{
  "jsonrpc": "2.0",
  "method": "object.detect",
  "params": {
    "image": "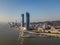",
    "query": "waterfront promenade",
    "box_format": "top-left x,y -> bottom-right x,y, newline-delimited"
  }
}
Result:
11,27 -> 60,38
